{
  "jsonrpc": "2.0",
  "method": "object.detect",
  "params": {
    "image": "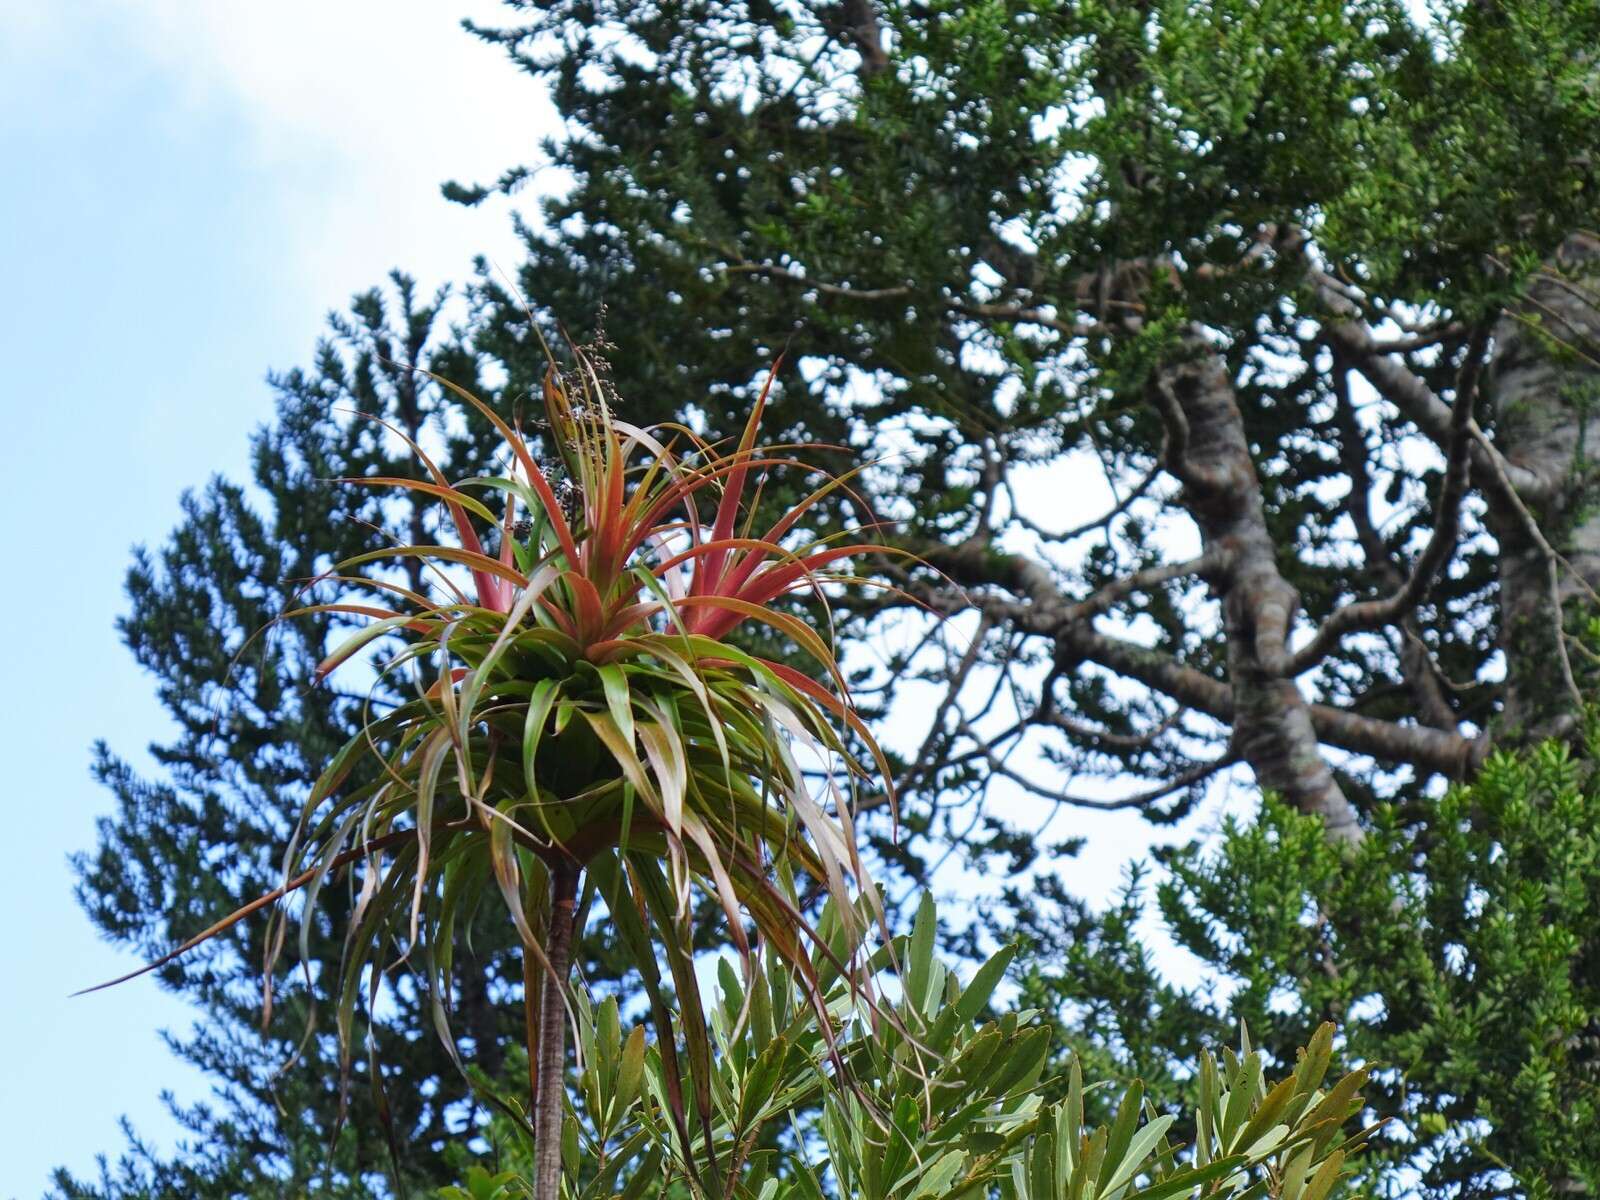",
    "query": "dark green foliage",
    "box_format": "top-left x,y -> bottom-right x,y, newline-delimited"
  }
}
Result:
64,1 -> 1600,1196
1018,735 -> 1600,1197
454,0 -> 1600,822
